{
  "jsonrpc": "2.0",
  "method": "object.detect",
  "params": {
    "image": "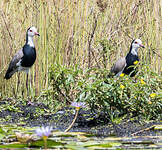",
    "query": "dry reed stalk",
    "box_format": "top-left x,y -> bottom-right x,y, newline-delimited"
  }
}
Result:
0,0 -> 161,98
